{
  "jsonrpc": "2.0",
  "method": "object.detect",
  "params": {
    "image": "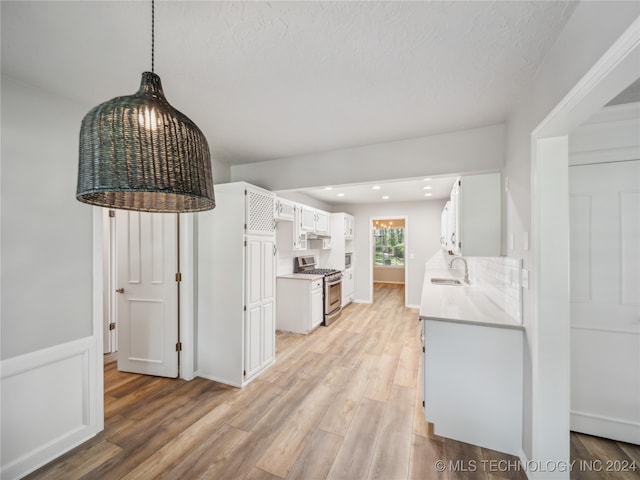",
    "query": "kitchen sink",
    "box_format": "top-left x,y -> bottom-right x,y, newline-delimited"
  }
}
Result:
430,277 -> 464,286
